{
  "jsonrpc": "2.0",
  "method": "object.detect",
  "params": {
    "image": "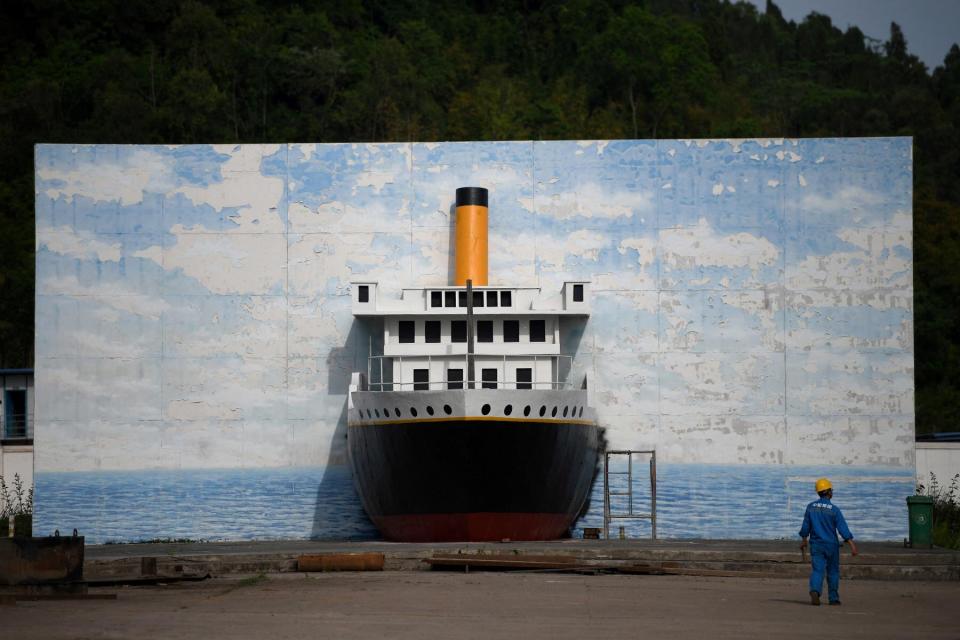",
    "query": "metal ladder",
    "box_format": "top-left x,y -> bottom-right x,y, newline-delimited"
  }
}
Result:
603,449 -> 657,540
